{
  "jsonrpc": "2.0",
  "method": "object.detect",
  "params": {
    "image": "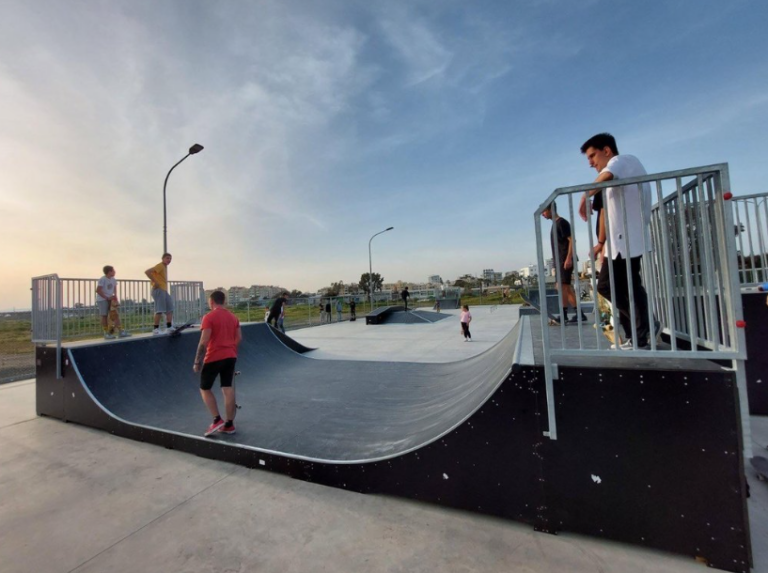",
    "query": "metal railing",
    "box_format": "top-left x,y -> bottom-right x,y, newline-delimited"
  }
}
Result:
31,275 -> 205,378
732,192 -> 768,286
534,164 -> 747,446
